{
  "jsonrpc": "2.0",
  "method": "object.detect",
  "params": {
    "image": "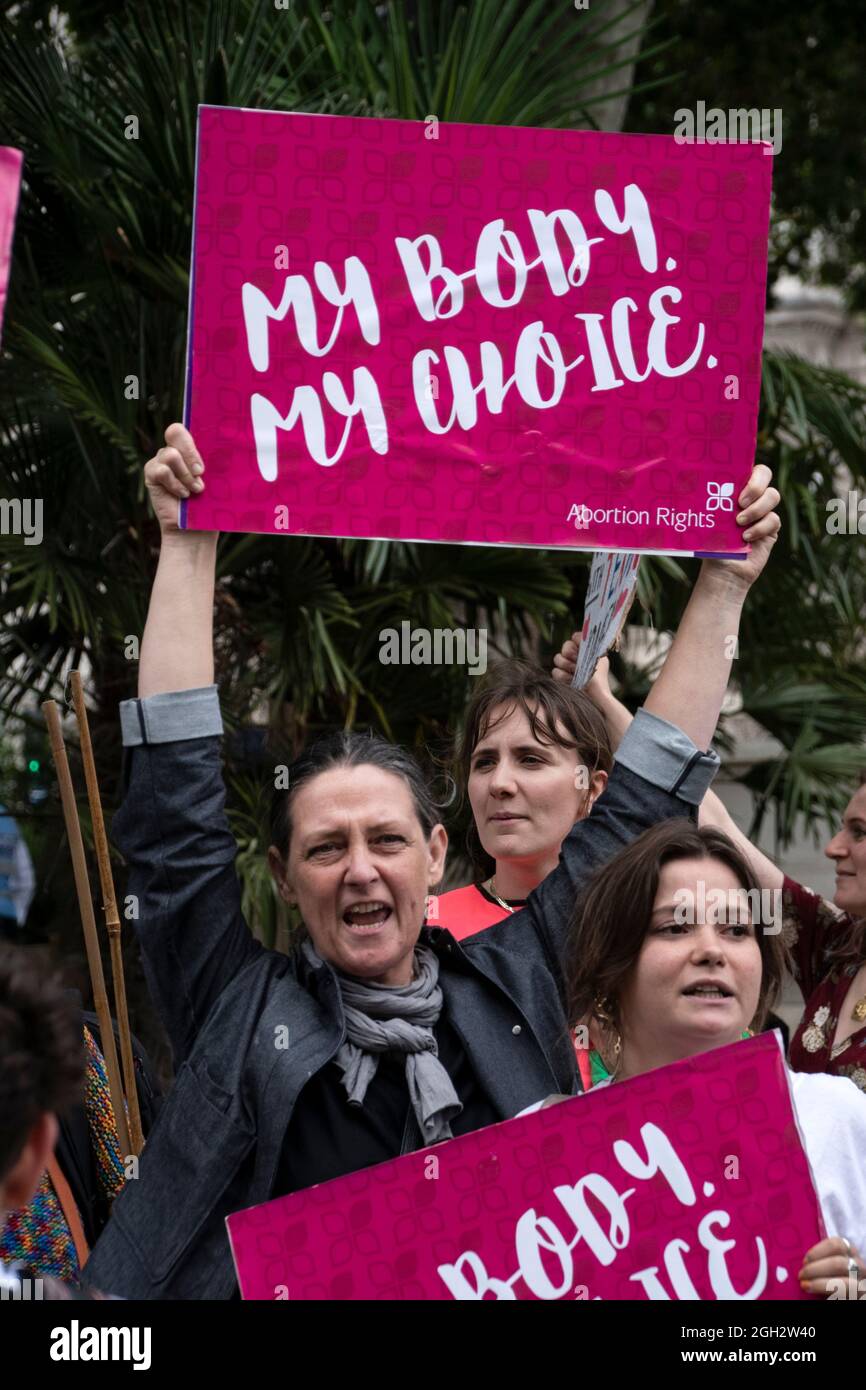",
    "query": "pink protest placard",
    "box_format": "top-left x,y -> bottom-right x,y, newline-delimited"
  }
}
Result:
0,146 -> 23,344
226,1033 -> 824,1301
184,109 -> 772,555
